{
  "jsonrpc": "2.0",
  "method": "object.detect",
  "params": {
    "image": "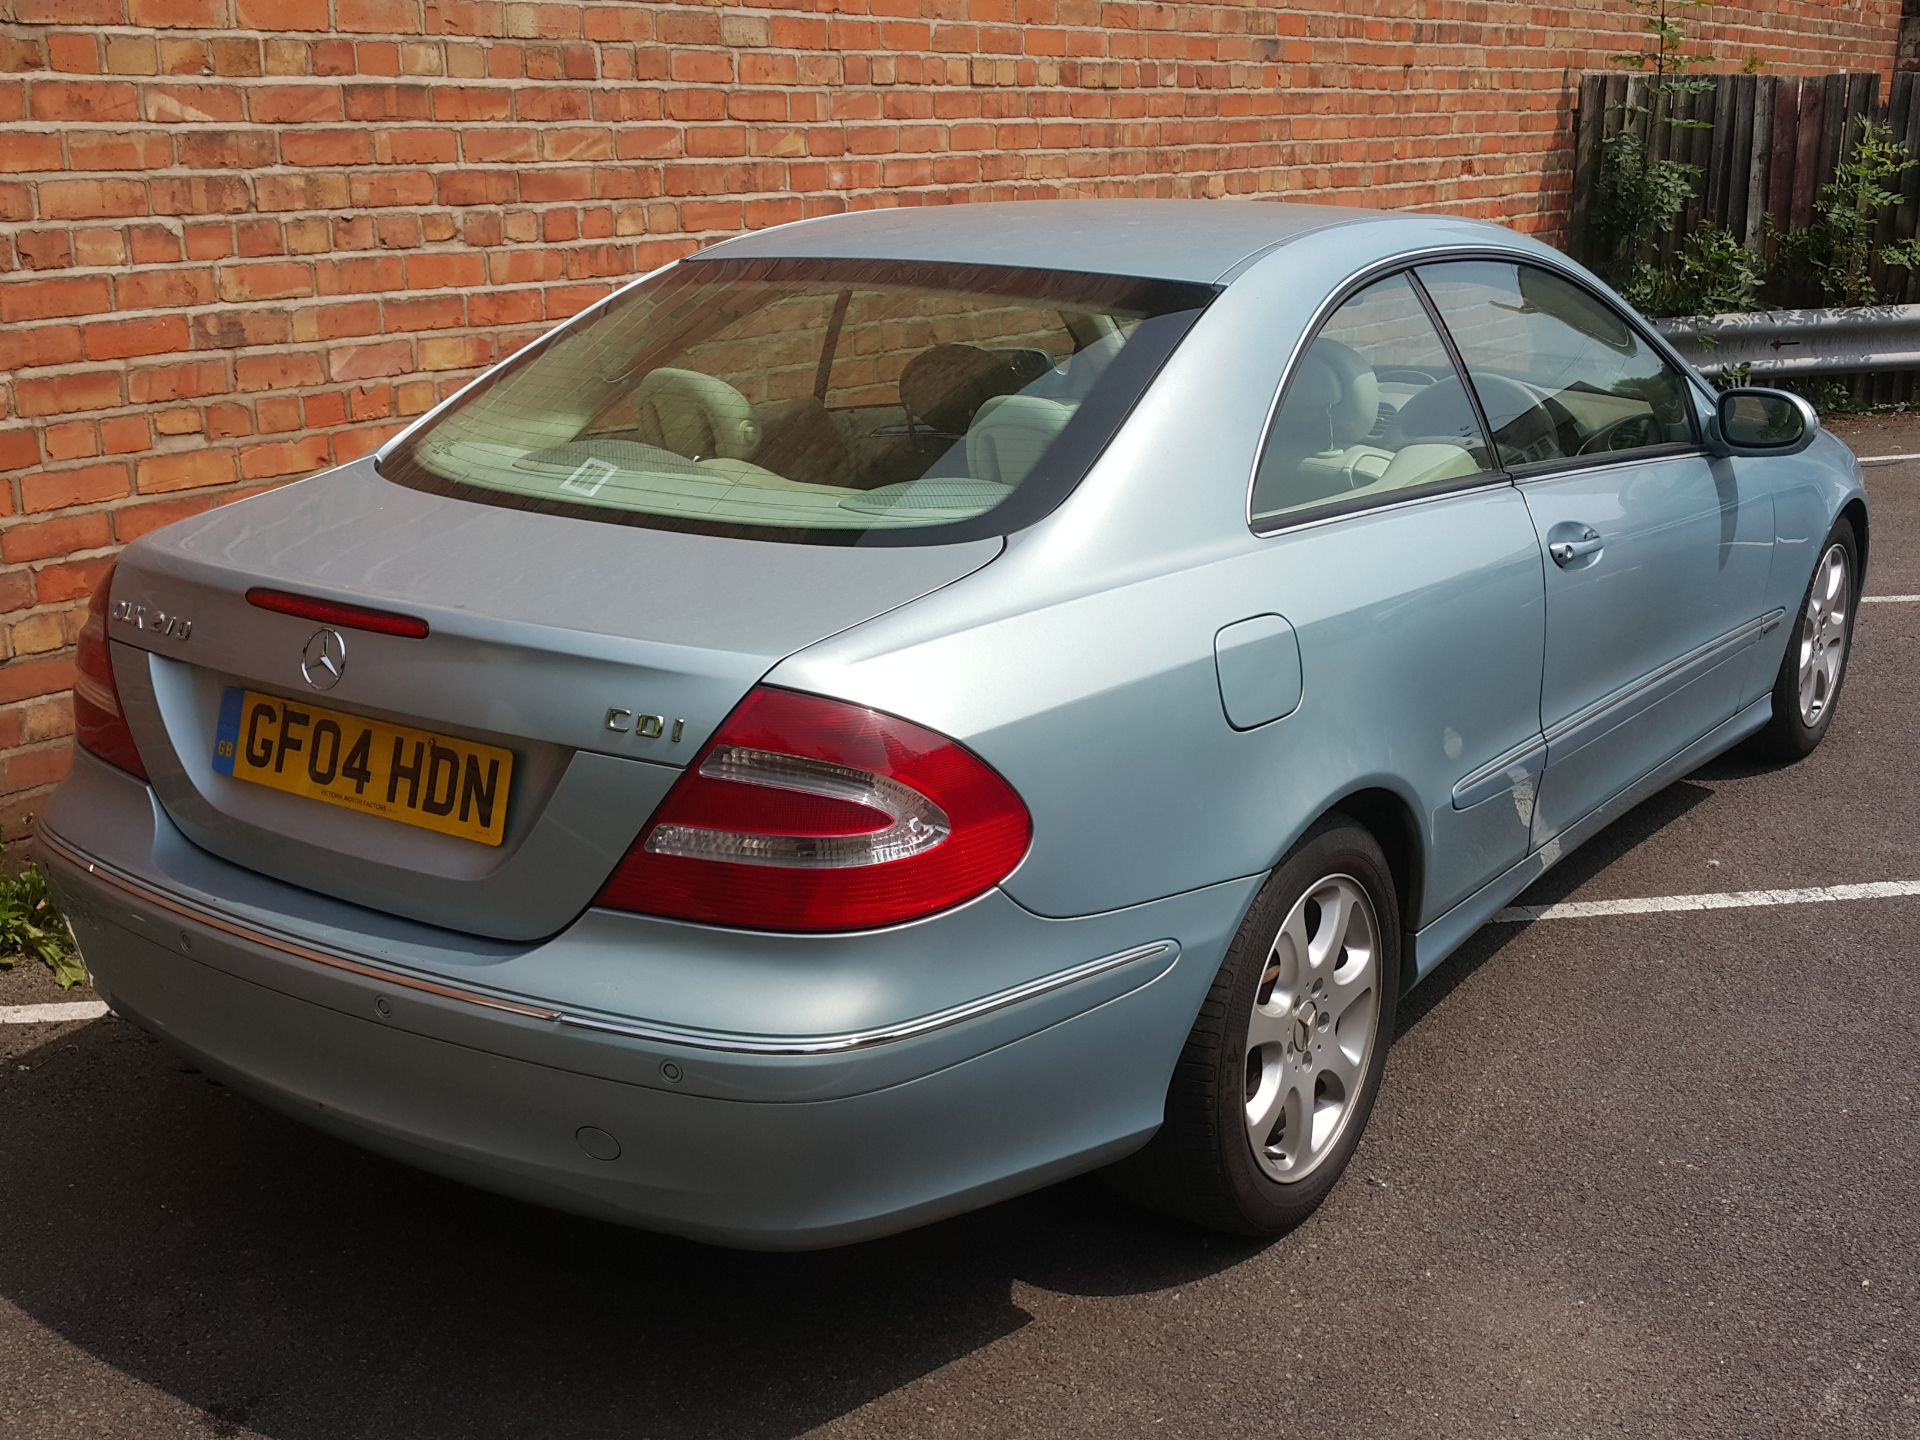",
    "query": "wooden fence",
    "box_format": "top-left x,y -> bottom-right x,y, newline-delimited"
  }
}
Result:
1569,69 -> 1920,304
